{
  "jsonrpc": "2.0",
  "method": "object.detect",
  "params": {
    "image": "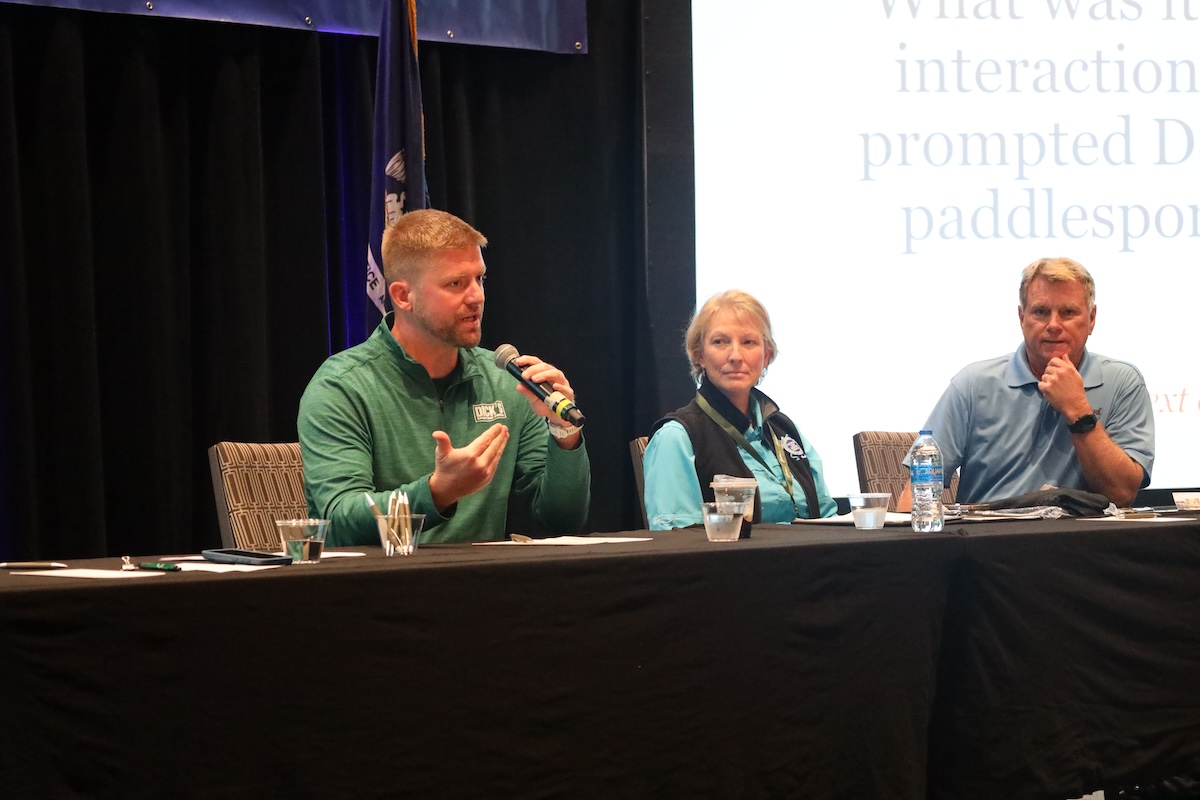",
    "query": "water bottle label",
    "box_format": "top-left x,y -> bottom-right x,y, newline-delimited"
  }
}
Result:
910,464 -> 944,485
